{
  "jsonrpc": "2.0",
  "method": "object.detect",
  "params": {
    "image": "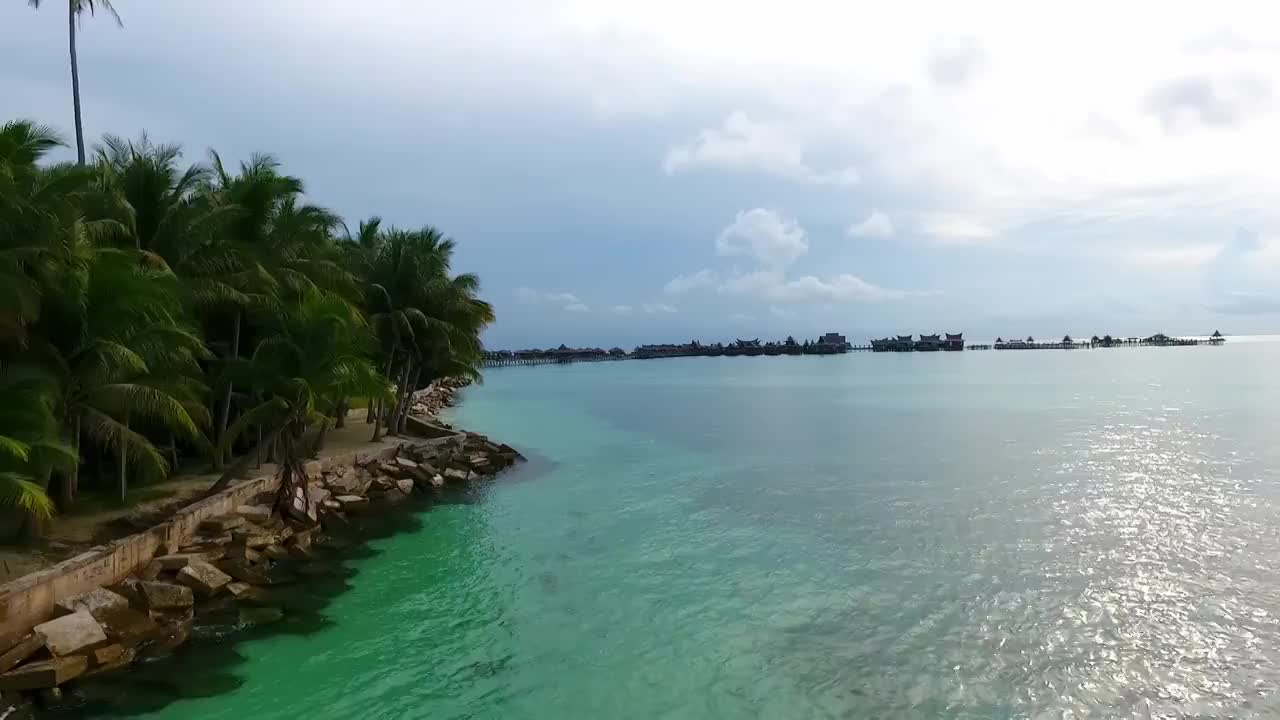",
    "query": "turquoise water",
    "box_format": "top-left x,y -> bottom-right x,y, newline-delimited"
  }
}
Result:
67,342 -> 1280,718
